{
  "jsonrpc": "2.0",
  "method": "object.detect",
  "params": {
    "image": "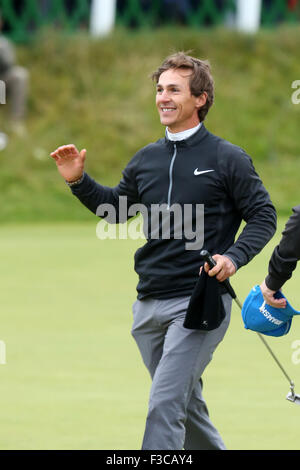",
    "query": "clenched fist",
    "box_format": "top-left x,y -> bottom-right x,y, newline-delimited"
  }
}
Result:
201,254 -> 236,282
259,280 -> 286,309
